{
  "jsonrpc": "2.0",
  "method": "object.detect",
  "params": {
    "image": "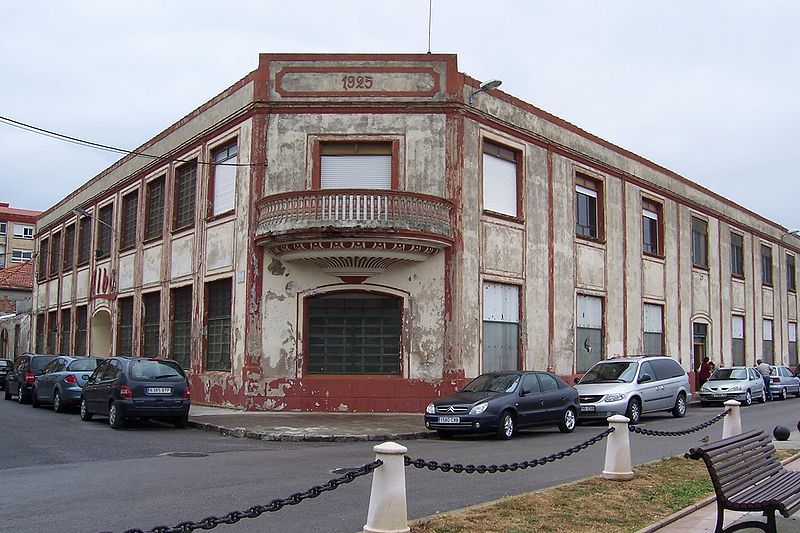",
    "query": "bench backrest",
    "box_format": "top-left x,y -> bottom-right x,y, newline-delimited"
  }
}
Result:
686,430 -> 782,501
